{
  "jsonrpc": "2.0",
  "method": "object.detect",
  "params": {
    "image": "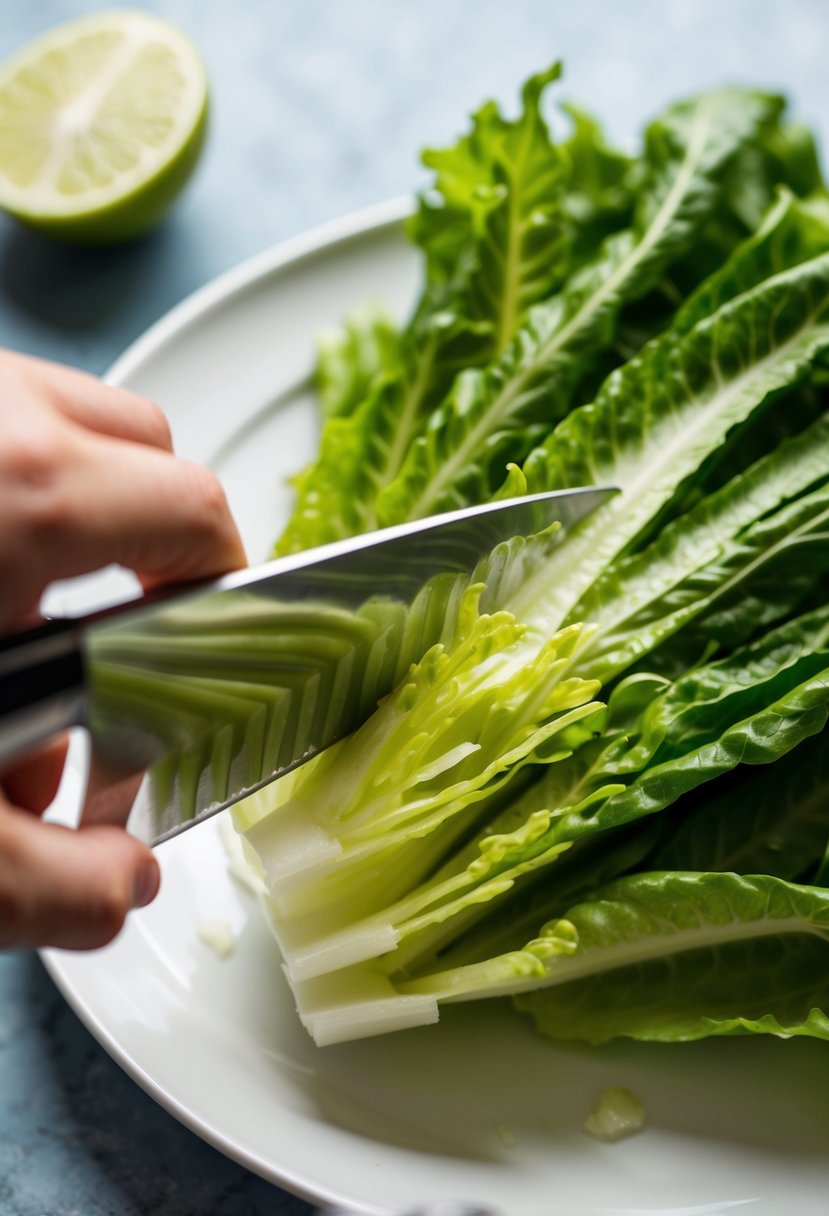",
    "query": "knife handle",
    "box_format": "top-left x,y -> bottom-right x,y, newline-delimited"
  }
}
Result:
0,618 -> 87,766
